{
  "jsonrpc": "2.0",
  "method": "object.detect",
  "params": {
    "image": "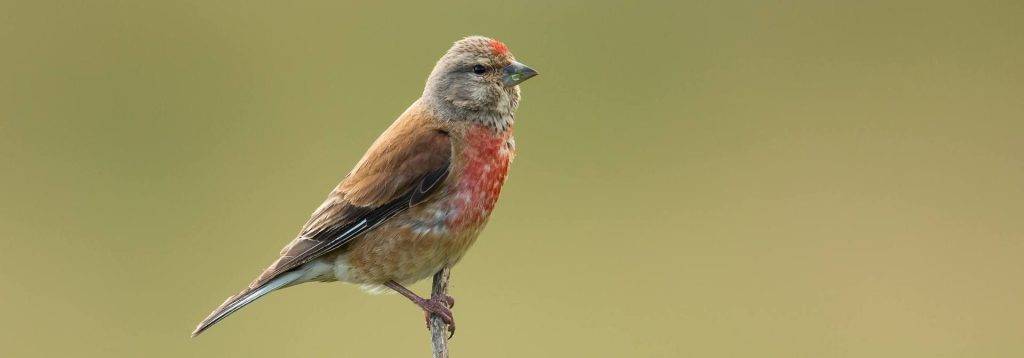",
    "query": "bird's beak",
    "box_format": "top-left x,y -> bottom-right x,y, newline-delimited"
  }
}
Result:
502,61 -> 538,87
